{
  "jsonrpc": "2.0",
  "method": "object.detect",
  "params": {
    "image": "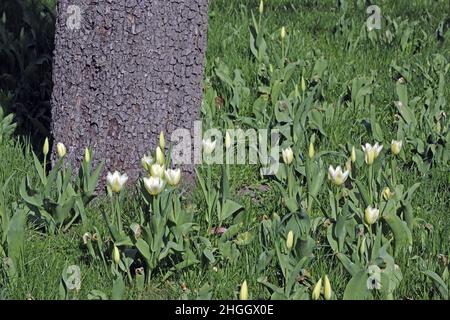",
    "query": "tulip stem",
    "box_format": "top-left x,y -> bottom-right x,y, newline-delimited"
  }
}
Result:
391,157 -> 396,186
368,165 -> 373,204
